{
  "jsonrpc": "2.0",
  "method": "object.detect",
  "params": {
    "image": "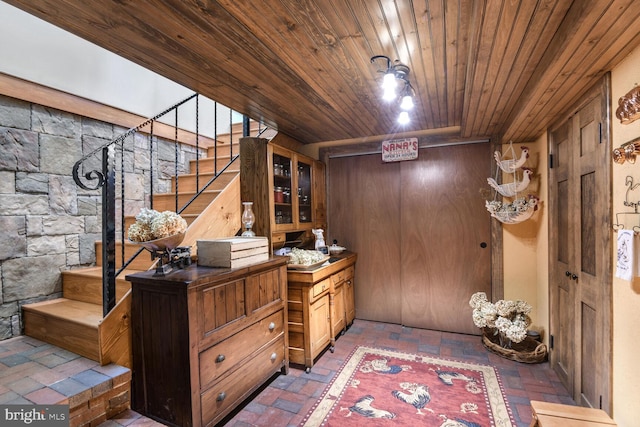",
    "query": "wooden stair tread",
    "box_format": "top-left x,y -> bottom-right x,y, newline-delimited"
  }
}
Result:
23,298 -> 103,328
155,189 -> 222,197
62,266 -> 144,278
